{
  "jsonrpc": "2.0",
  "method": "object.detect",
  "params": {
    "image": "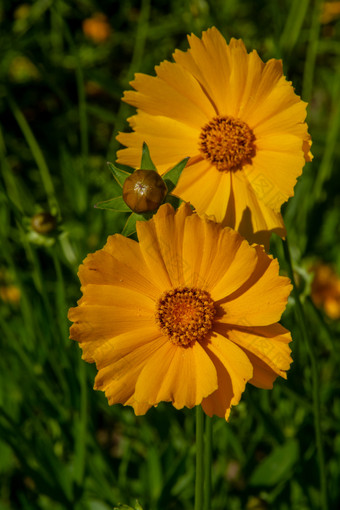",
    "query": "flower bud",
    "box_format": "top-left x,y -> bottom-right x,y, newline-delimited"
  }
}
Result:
122,169 -> 167,213
31,212 -> 57,234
